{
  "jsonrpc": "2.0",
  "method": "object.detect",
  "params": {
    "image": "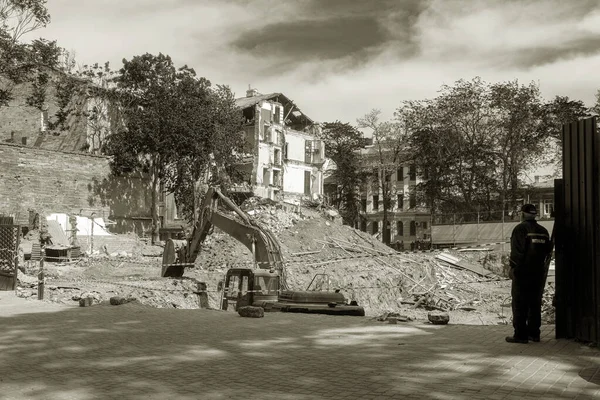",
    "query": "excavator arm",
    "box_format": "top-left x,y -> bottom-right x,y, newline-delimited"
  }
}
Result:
161,188 -> 285,285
